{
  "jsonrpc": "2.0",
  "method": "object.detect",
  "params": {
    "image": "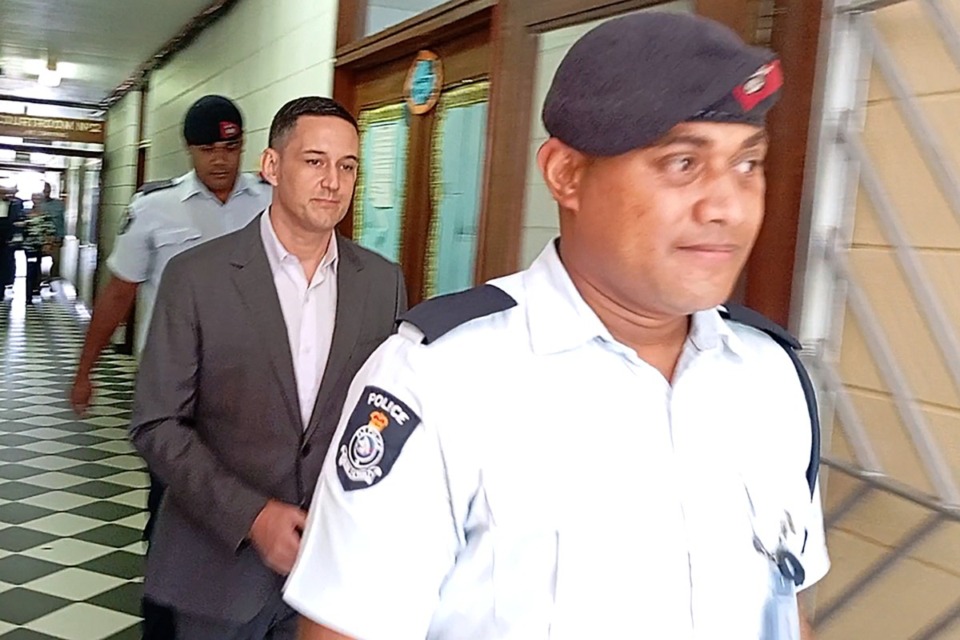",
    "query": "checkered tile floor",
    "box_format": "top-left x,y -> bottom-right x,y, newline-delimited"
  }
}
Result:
0,283 -> 145,639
